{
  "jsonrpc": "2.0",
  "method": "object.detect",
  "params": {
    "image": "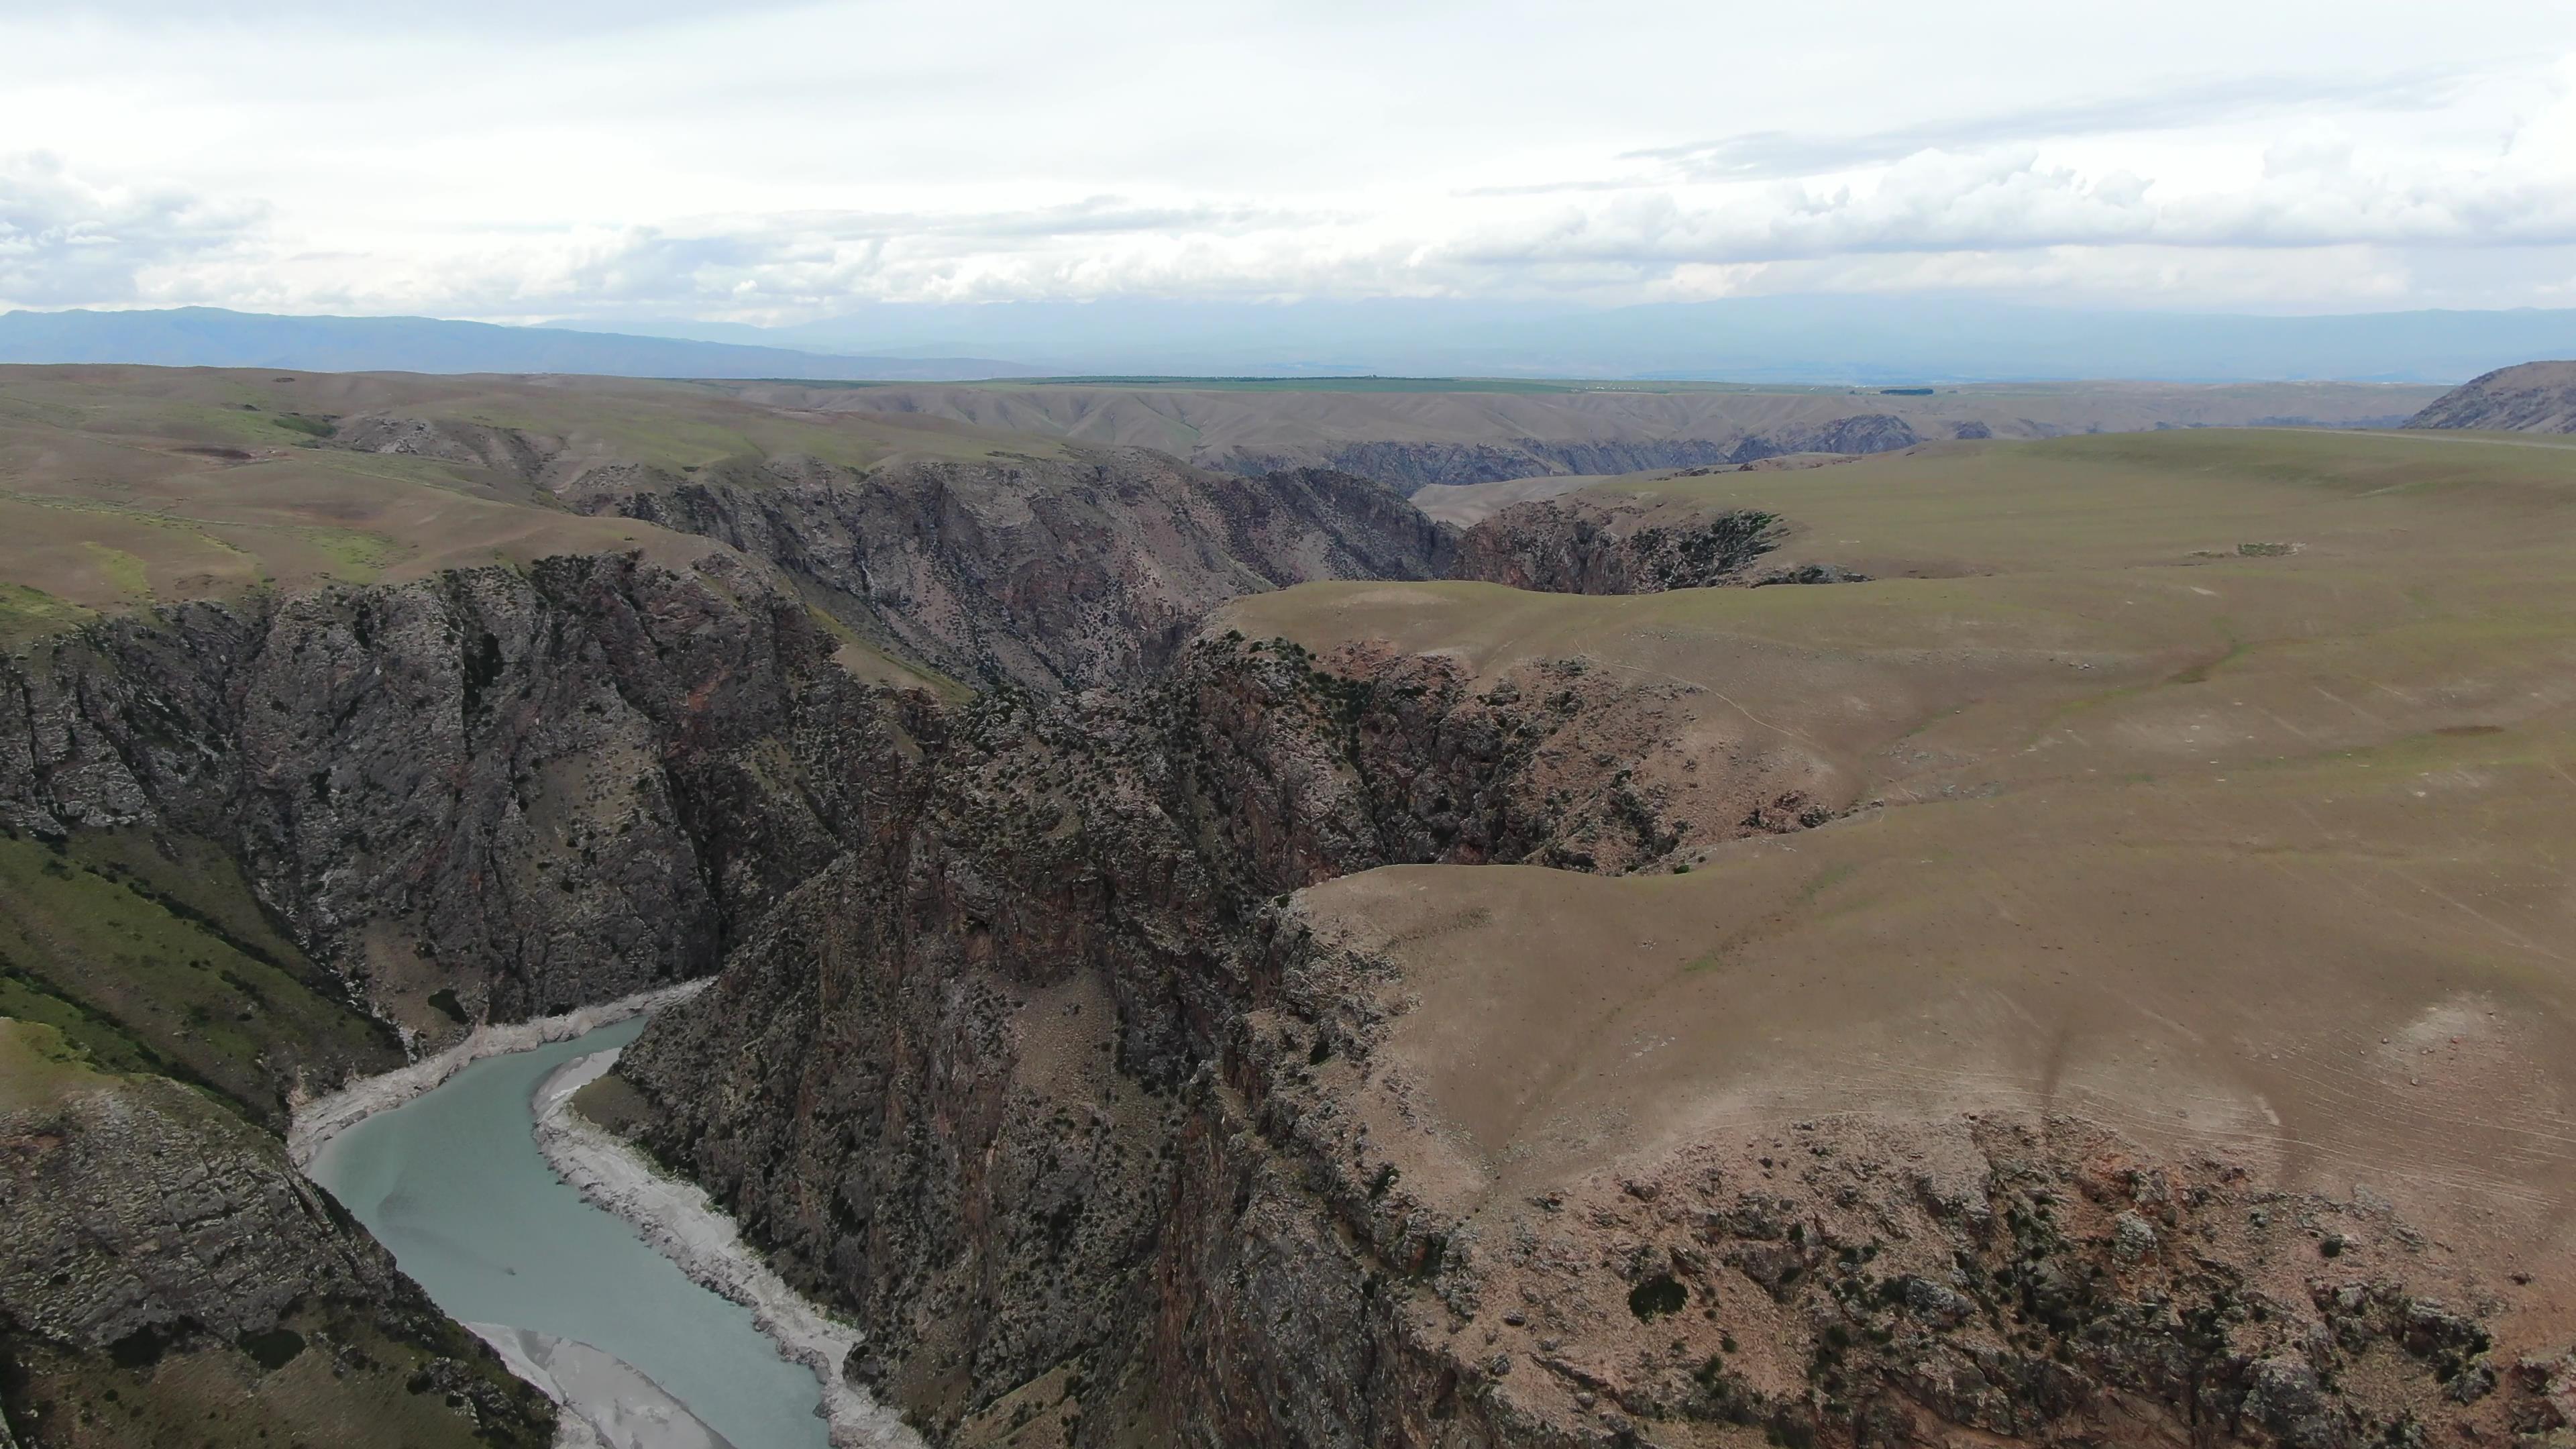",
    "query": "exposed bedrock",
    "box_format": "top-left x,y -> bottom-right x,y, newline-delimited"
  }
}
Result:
1448,497 -> 1784,595
628,844 -> 2538,1449
0,551 -> 907,1036
333,411 -> 1458,693
592,455 -> 1454,692
2403,360 -> 2576,433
